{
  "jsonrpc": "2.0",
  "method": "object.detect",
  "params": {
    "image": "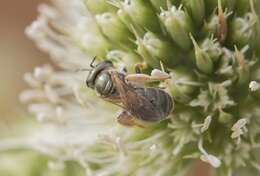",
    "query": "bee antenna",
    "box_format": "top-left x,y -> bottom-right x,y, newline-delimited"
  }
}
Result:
90,56 -> 97,68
